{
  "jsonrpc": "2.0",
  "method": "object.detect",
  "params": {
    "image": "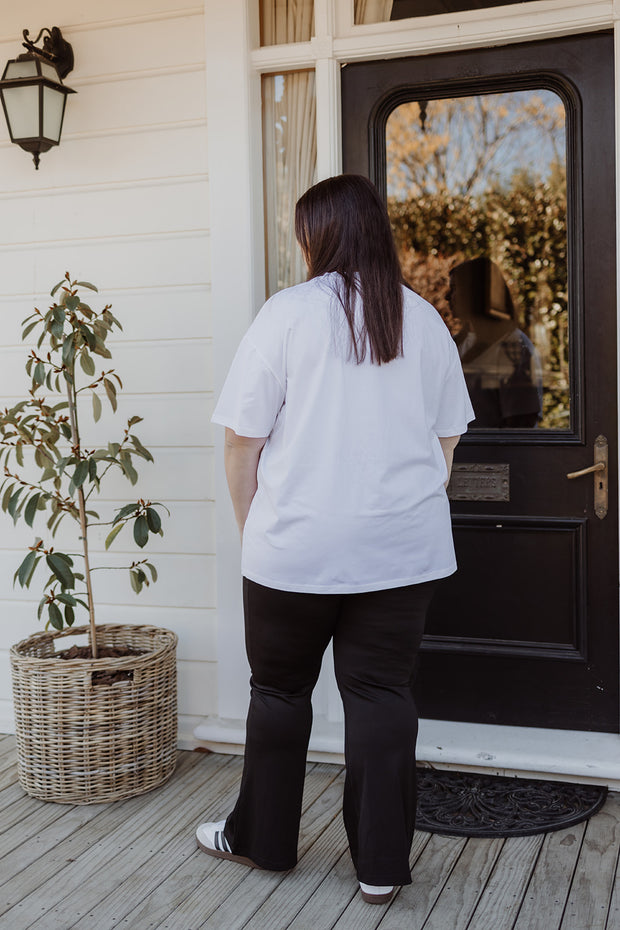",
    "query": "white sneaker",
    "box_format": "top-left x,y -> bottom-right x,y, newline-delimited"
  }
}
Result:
195,819 -> 262,868
359,881 -> 395,904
